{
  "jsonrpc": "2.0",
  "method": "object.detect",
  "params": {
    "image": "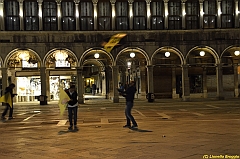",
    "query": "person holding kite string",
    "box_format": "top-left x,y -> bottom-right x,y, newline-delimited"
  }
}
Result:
1,83 -> 17,120
66,85 -> 78,131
